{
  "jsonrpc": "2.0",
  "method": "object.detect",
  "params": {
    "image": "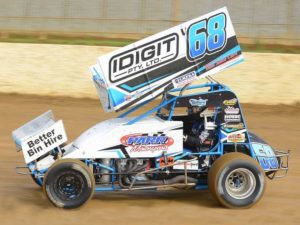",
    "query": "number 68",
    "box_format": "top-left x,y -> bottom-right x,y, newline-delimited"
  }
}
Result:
187,13 -> 227,60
